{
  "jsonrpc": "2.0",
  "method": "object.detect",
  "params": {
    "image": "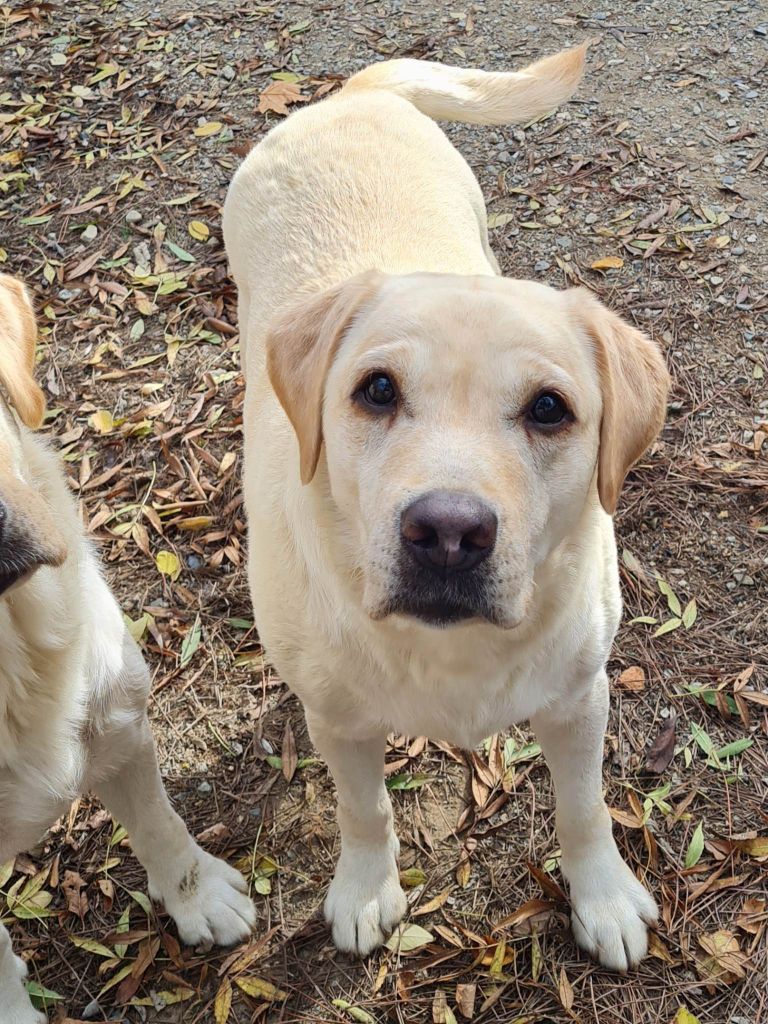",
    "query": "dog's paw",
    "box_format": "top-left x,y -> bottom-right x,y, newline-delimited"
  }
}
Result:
566,852 -> 658,972
148,845 -> 257,948
325,840 -> 407,956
